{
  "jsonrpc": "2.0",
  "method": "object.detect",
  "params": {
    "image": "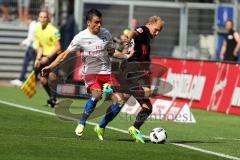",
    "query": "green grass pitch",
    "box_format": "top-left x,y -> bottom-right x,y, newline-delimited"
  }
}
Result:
0,86 -> 239,160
